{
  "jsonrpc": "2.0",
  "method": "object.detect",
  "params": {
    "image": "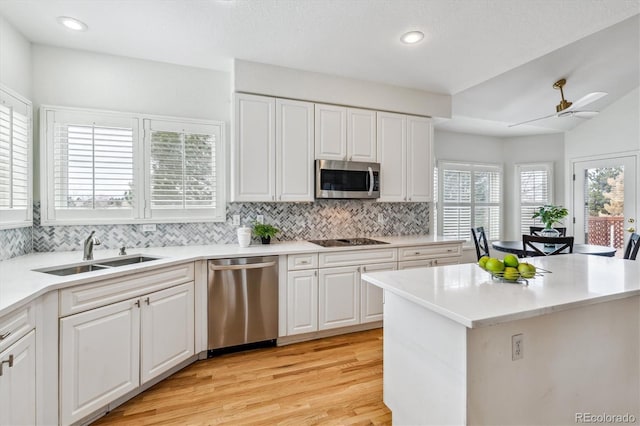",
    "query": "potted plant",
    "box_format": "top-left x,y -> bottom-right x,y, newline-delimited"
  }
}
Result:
252,221 -> 279,244
532,205 -> 569,237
